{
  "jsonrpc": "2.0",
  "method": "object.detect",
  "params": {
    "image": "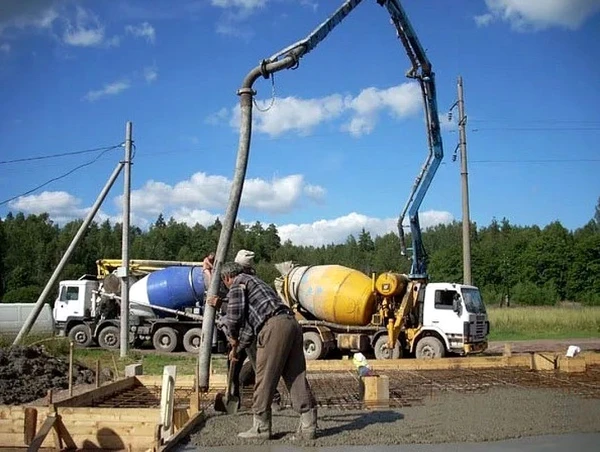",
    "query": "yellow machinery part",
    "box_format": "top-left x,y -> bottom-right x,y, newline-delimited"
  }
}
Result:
387,281 -> 419,349
288,265 -> 376,326
375,272 -> 409,297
